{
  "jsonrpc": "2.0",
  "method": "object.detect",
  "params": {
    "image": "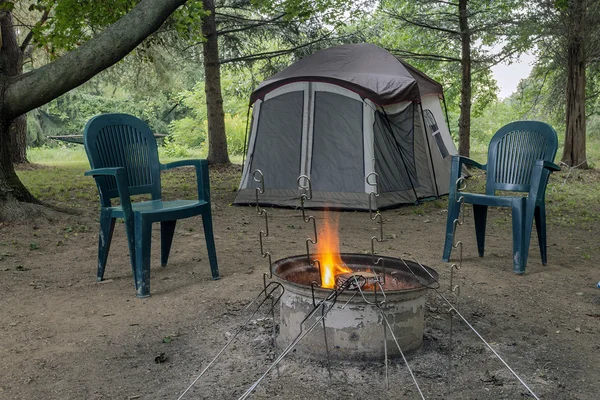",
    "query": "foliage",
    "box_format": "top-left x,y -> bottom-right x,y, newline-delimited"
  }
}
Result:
20,0 -> 208,55
164,67 -> 253,156
15,0 -> 600,165
373,0 -> 533,132
251,0 -> 371,25
26,81 -> 180,147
